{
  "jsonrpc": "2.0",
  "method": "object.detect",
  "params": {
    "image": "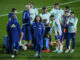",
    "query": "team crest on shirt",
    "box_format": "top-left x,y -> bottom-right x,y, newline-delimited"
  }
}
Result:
39,25 -> 42,29
11,24 -> 16,28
